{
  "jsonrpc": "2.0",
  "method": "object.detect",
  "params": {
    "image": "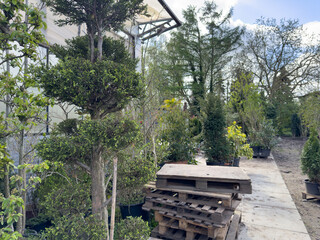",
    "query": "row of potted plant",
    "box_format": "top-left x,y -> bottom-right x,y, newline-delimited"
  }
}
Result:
301,128 -> 320,195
